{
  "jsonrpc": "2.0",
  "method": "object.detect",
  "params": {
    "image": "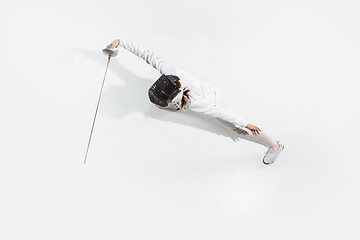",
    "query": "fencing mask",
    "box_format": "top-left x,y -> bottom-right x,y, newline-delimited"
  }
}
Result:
148,74 -> 183,108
